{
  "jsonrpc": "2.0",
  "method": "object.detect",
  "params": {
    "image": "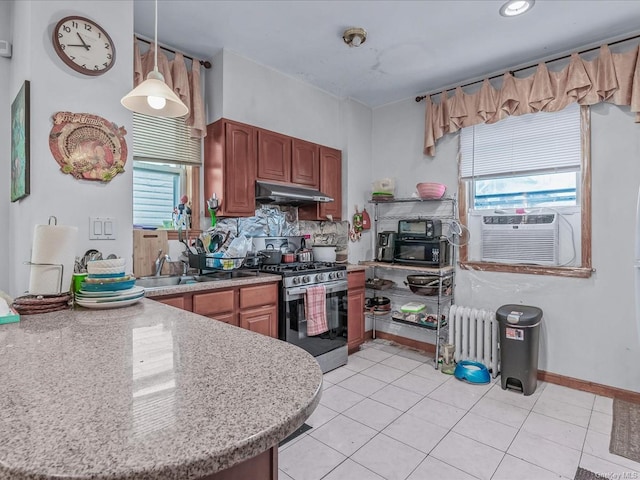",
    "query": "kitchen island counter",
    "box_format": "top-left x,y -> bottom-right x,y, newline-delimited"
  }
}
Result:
0,299 -> 322,480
